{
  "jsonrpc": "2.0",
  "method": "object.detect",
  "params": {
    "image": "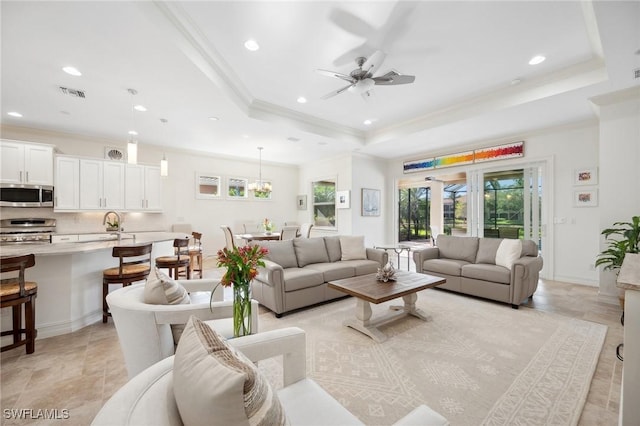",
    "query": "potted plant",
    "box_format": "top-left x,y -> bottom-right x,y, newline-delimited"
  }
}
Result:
595,215 -> 640,307
106,220 -> 119,232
